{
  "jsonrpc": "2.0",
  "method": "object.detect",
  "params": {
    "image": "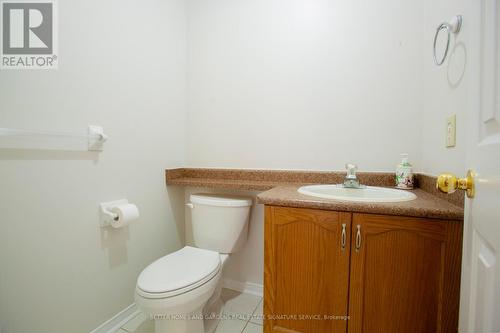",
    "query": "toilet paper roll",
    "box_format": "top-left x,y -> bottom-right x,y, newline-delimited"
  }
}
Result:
110,204 -> 139,228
